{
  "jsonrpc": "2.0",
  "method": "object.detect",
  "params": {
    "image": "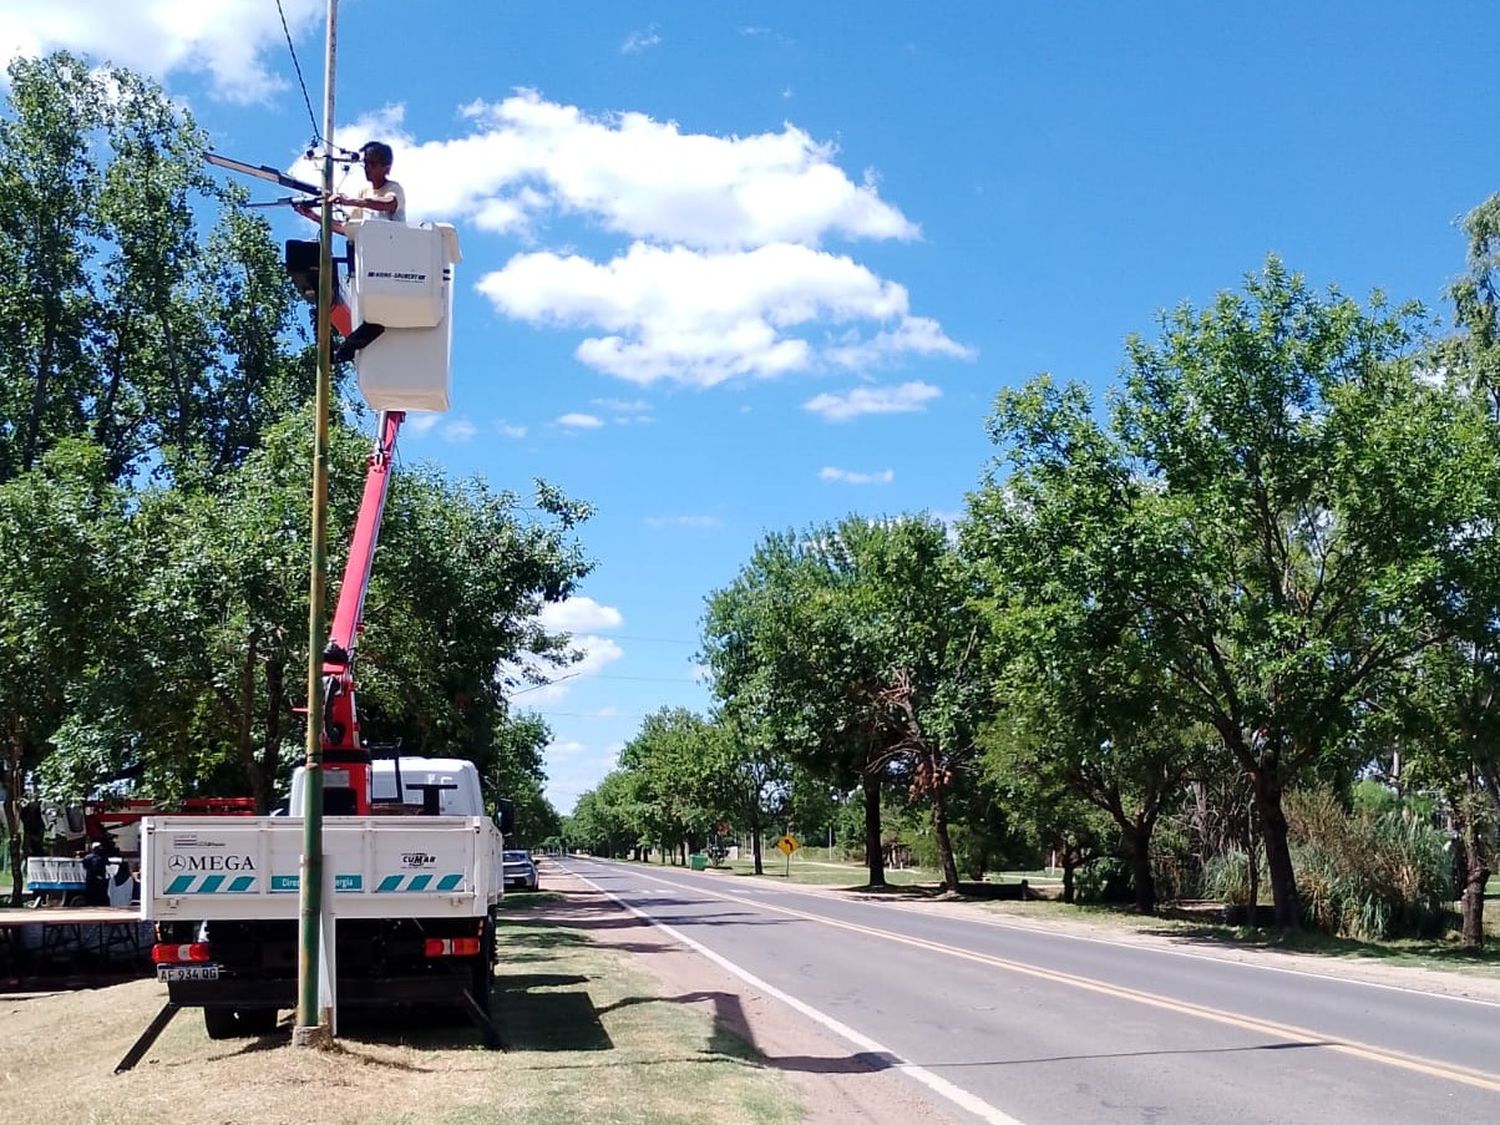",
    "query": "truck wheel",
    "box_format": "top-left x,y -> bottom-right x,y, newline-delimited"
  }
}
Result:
204,1006 -> 279,1039
471,918 -> 496,1018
